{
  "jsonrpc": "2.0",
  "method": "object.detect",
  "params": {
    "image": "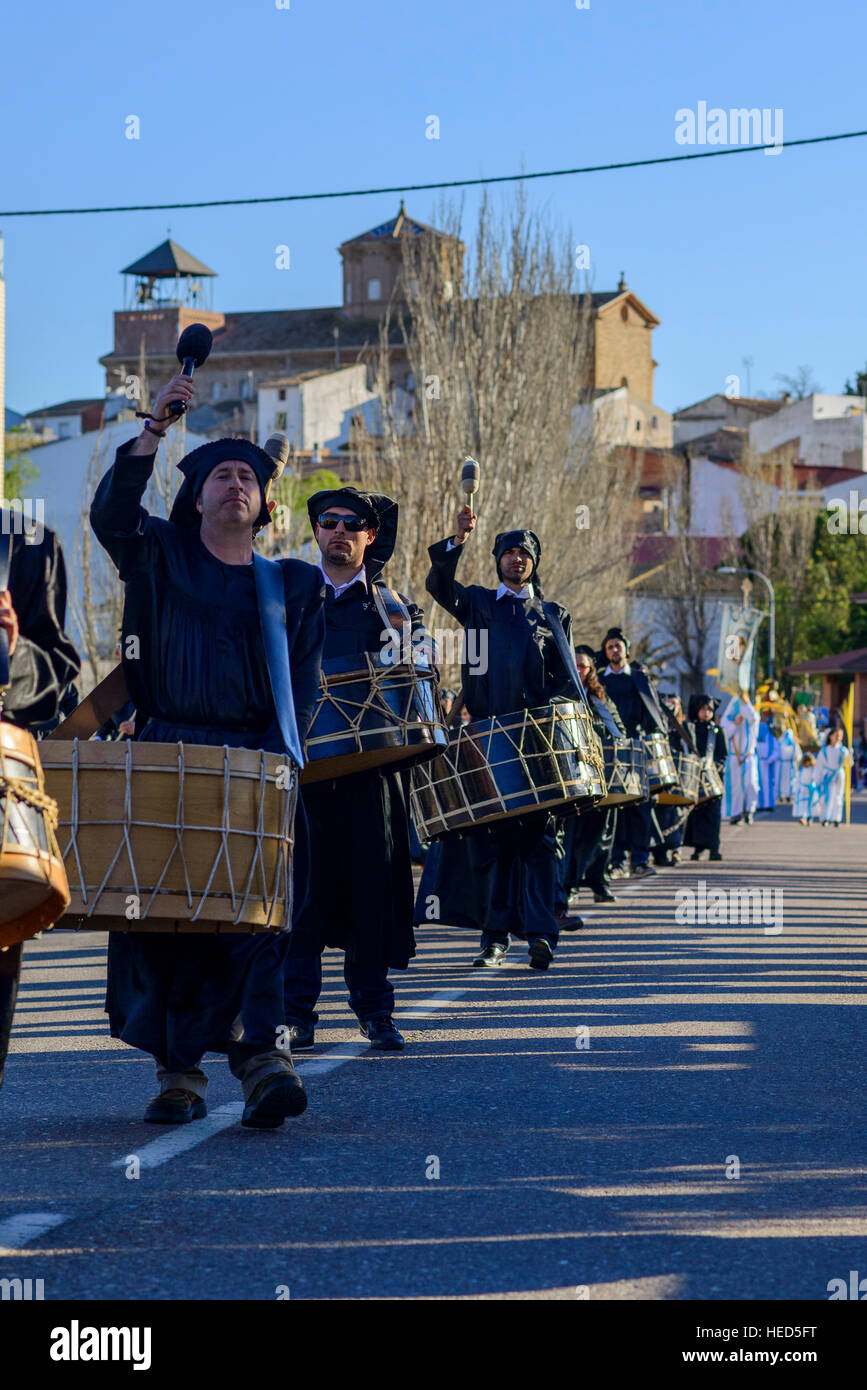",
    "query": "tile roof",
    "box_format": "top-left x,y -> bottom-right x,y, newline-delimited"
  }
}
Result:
121,239 -> 217,278
787,647 -> 867,675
